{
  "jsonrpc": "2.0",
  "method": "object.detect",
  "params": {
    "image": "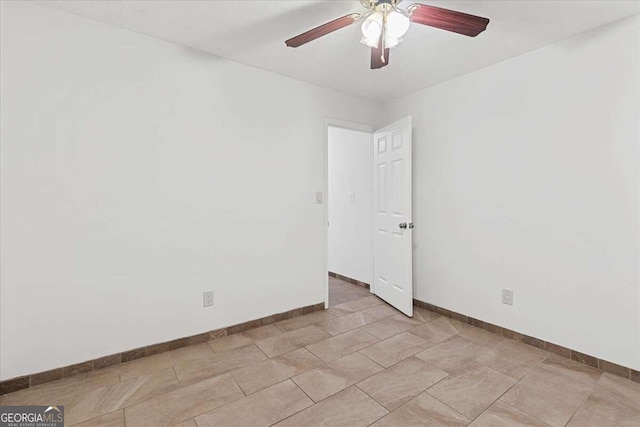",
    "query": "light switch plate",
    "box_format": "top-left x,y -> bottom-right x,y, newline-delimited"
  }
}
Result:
349,192 -> 355,202
316,192 -> 323,204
